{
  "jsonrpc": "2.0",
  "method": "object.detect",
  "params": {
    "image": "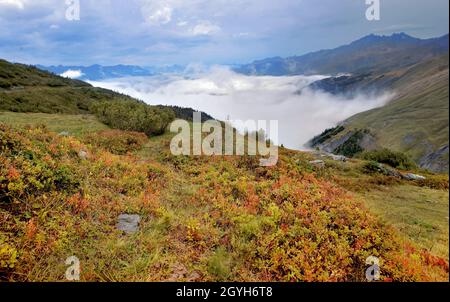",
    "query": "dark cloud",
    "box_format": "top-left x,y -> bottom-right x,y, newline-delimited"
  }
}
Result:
0,0 -> 448,65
